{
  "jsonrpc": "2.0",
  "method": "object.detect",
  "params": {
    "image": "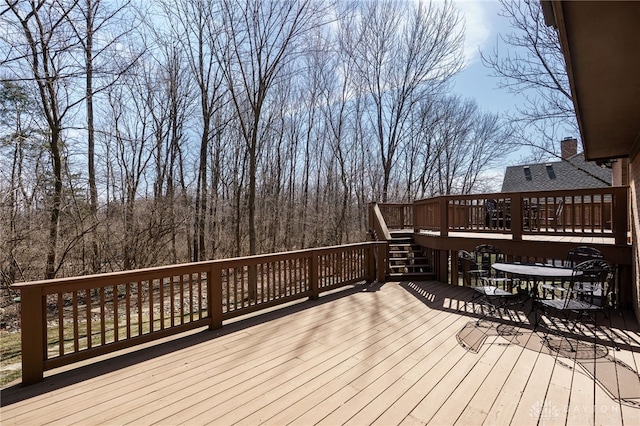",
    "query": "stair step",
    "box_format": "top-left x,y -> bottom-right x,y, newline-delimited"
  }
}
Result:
389,257 -> 428,262
388,247 -> 421,252
387,272 -> 436,279
386,234 -> 433,279
389,265 -> 431,271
